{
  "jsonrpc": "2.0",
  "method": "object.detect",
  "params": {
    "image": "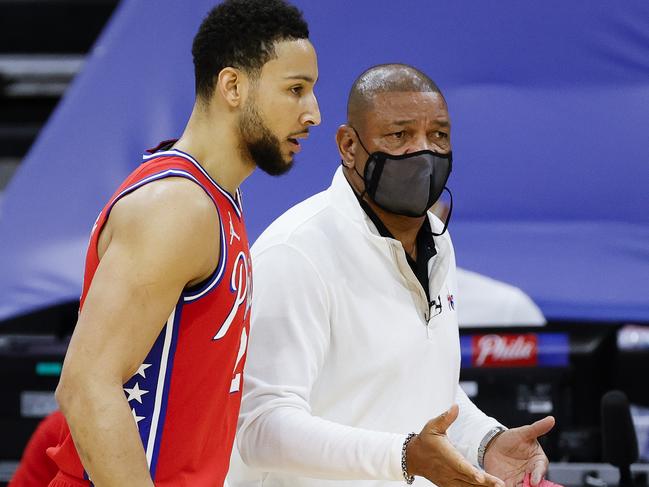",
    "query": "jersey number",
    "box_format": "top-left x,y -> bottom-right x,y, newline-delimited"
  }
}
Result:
229,328 -> 247,393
